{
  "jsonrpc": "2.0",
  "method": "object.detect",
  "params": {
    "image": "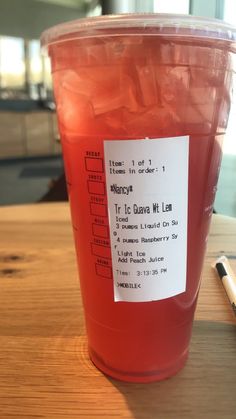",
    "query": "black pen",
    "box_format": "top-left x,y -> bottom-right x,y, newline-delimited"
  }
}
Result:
214,256 -> 236,316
